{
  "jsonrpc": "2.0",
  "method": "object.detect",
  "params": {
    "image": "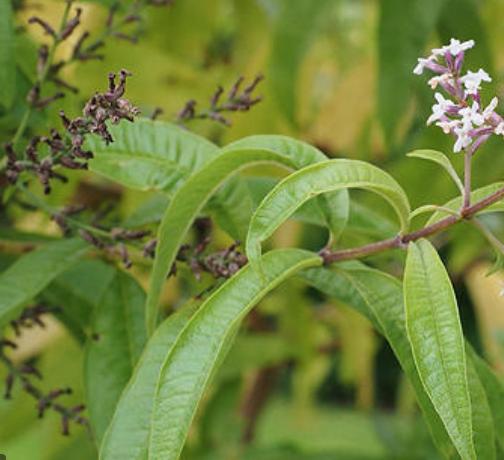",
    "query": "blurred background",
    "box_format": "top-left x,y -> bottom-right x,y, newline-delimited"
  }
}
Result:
1,0 -> 503,459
